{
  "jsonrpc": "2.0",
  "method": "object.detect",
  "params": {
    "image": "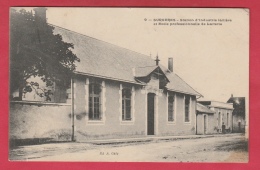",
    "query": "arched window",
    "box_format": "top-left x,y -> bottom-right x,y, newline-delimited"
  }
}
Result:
89,83 -> 101,120
122,88 -> 131,121
168,96 -> 174,121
